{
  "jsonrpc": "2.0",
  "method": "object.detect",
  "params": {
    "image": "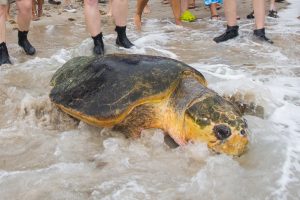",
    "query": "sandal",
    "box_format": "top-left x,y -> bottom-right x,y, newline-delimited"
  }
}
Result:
268,10 -> 279,18
247,11 -> 254,19
211,15 -> 220,20
188,3 -> 197,9
162,0 -> 169,4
